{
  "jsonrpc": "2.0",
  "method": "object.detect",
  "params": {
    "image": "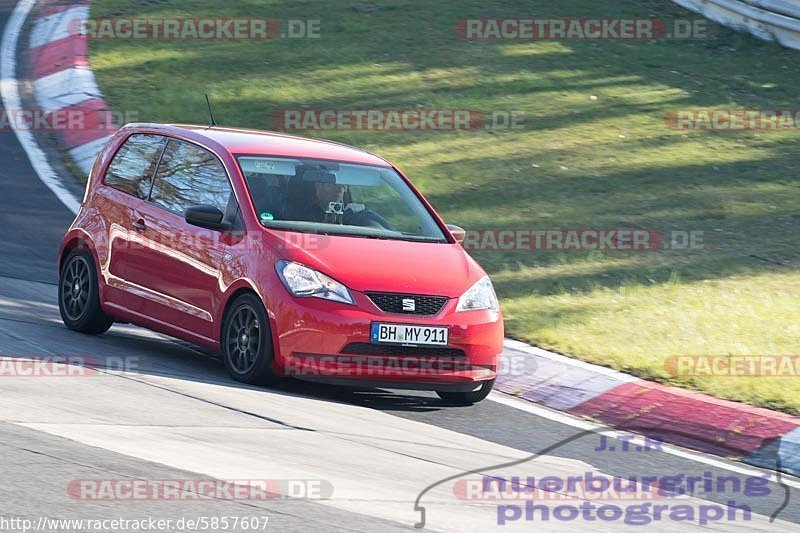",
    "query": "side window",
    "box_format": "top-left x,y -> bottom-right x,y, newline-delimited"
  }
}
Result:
104,134 -> 166,199
150,139 -> 232,215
